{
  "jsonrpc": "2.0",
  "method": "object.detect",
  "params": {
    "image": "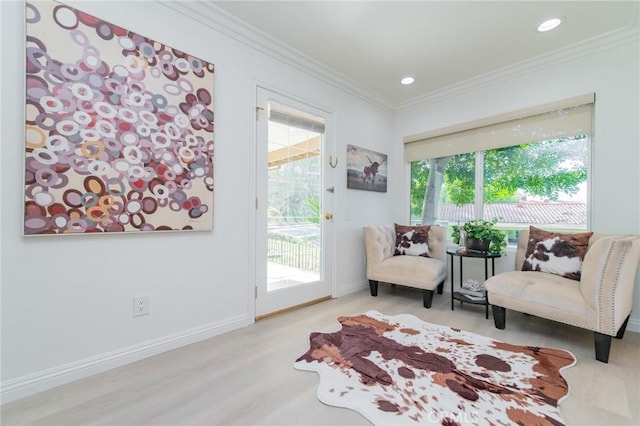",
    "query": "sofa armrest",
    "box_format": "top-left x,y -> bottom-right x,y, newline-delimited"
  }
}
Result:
580,236 -> 640,335
514,230 -> 530,269
363,225 -> 395,269
427,226 -> 447,263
